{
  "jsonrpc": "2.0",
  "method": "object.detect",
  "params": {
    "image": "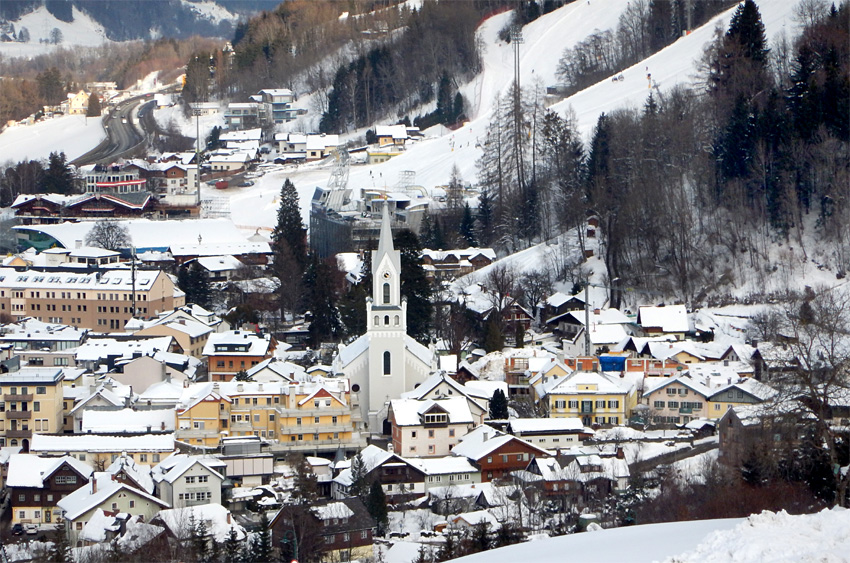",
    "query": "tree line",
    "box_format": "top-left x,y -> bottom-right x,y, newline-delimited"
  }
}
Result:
475,1 -> 849,308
